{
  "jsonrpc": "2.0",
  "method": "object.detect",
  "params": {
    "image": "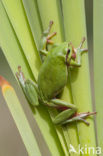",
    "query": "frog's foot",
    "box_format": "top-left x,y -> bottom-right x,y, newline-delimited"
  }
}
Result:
43,21 -> 57,37
43,21 -> 54,35
61,111 -> 97,126
16,66 -> 39,106
48,99 -> 96,125
16,66 -> 26,87
40,21 -> 57,52
67,37 -> 88,67
77,37 -> 88,53
46,31 -> 57,44
44,21 -> 57,45
70,37 -> 88,58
